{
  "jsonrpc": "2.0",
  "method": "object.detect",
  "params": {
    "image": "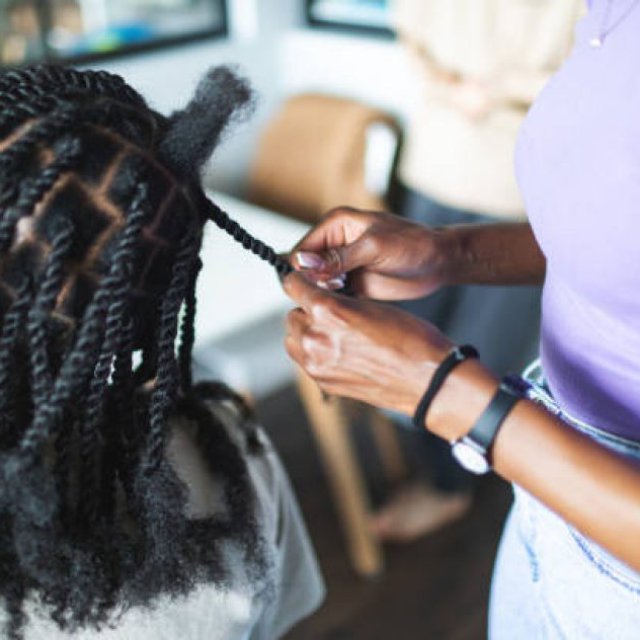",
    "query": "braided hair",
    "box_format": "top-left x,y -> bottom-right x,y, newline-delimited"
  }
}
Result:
0,64 -> 275,638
